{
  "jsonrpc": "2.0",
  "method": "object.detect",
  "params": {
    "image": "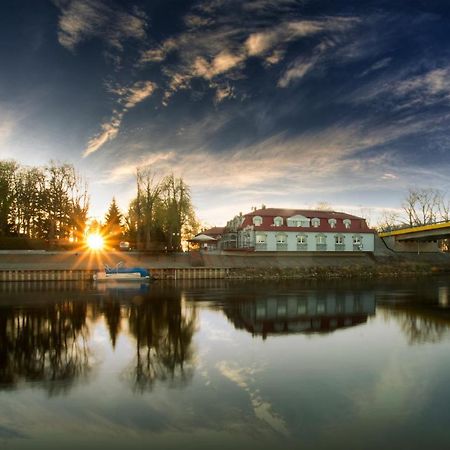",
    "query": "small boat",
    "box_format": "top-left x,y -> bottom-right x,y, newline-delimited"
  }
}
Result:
93,262 -> 152,282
